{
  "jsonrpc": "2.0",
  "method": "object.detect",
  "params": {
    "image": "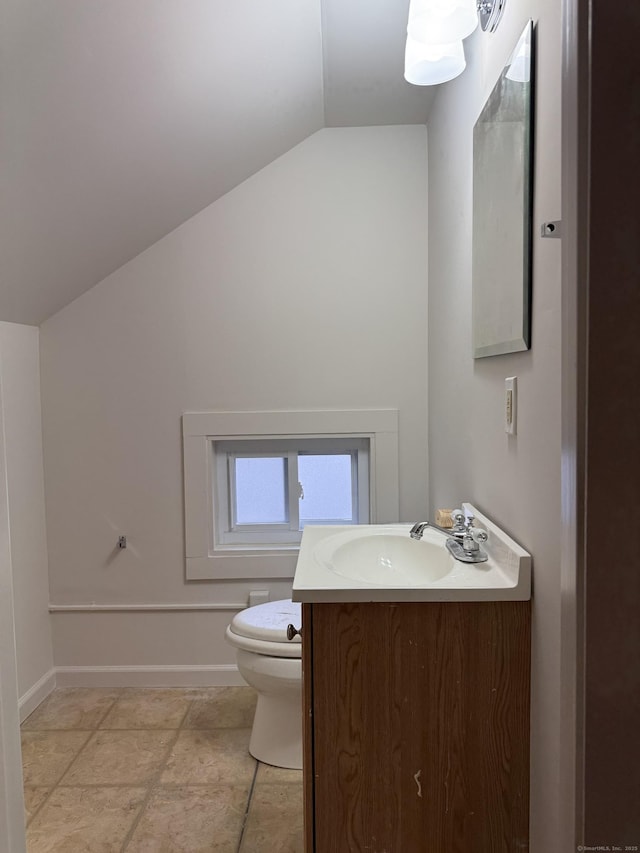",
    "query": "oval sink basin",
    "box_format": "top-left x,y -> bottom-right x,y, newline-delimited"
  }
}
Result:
314,527 -> 454,586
